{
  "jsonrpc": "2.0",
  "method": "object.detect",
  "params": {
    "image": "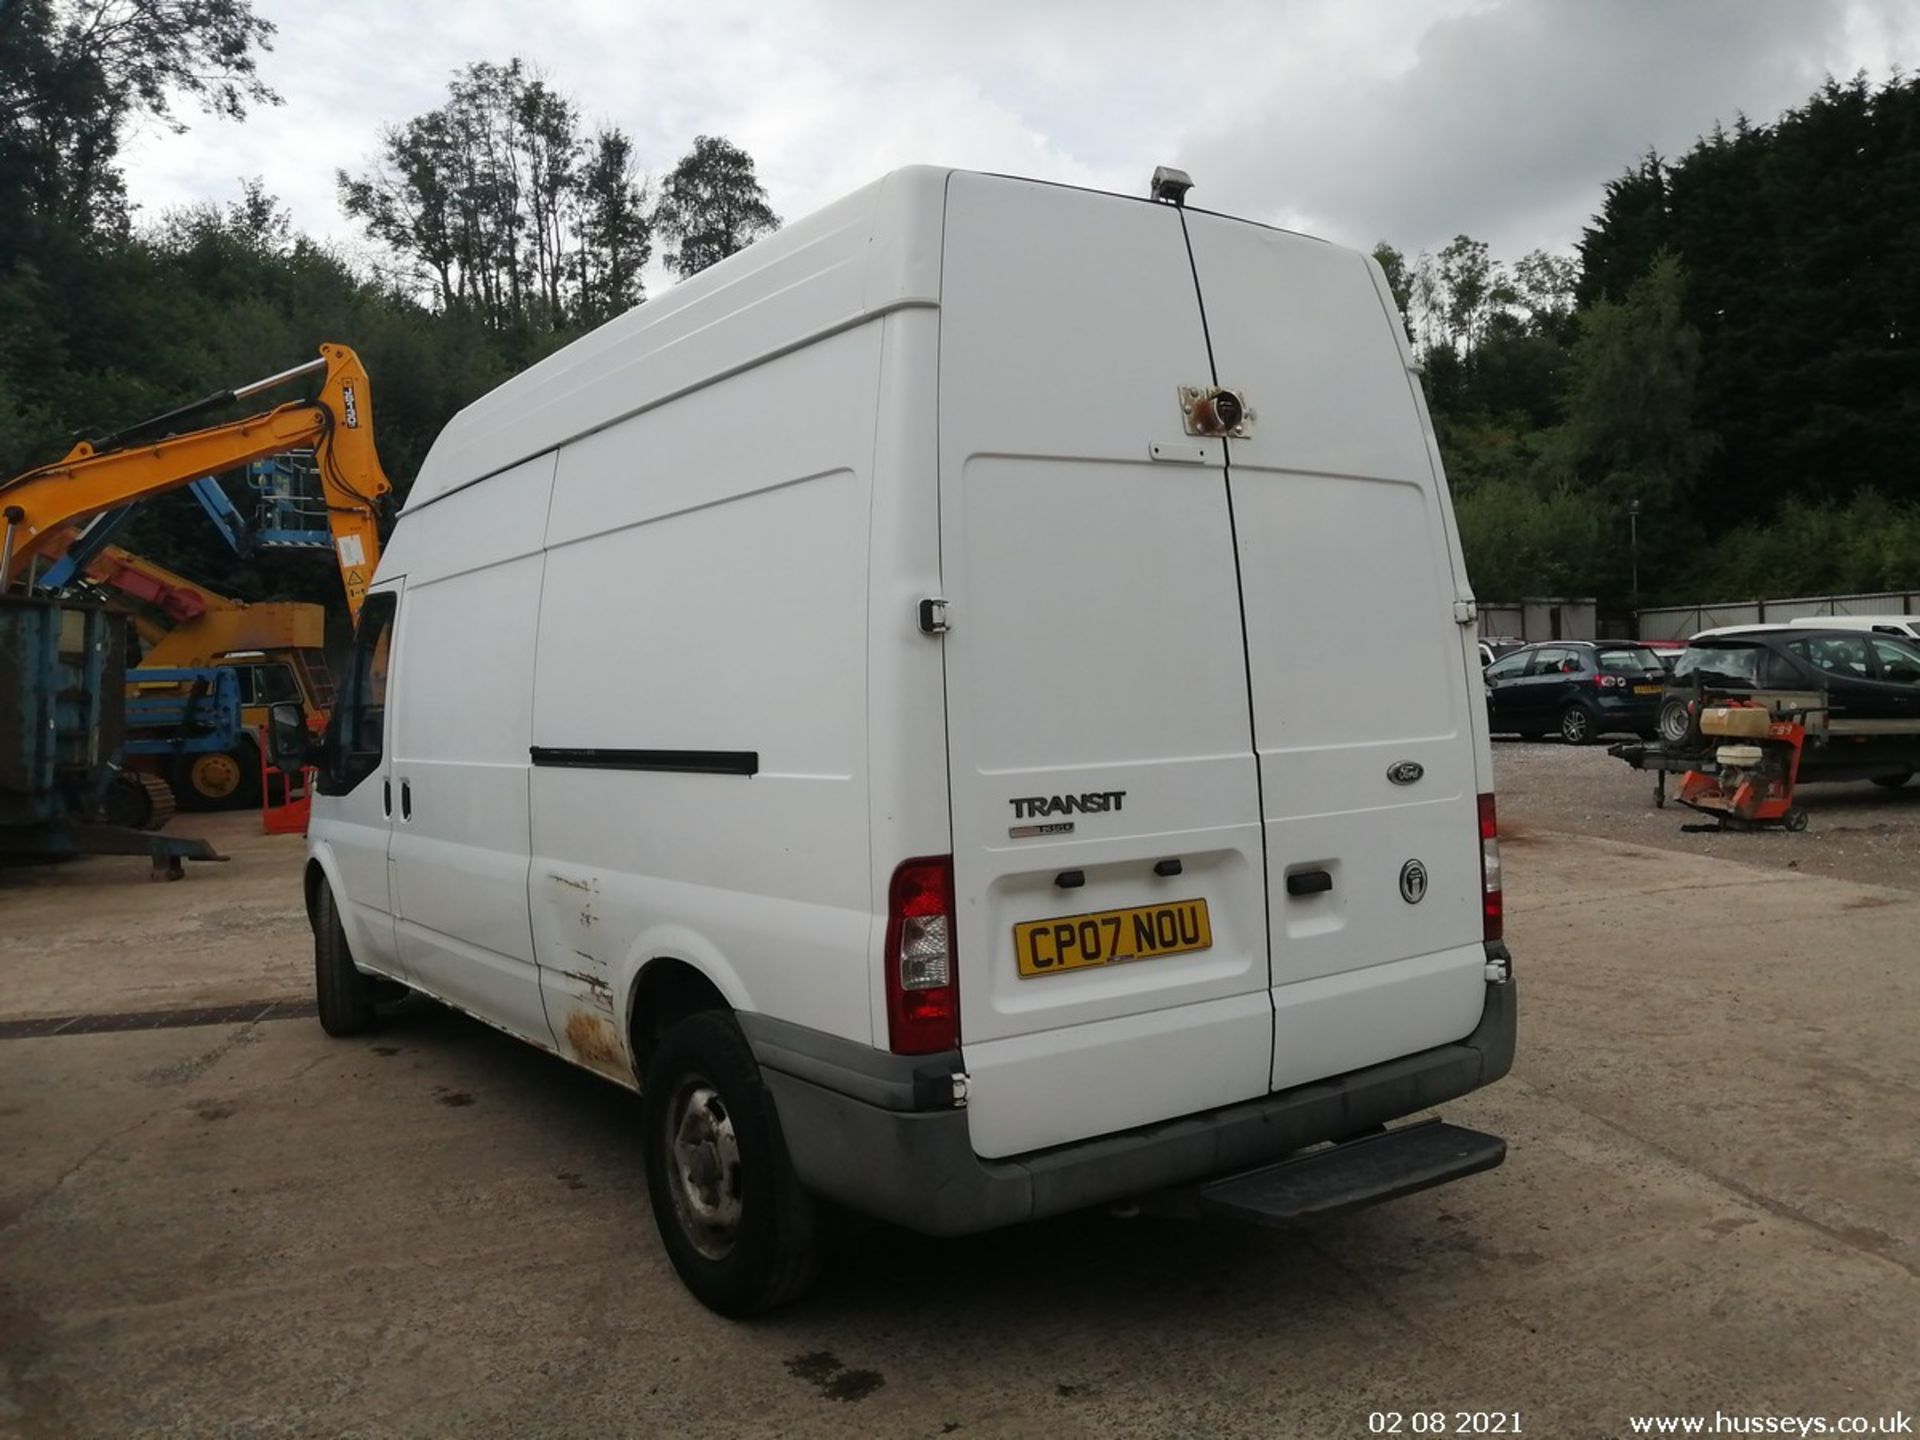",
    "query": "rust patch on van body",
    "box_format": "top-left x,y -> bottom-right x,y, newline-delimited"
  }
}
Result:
564,1011 -> 632,1082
